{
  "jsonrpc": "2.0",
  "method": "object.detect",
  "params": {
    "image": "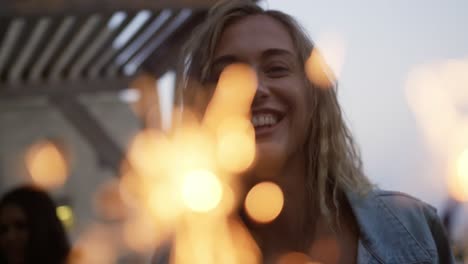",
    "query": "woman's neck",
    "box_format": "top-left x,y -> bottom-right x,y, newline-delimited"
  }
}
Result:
242,152 -> 359,263
245,151 -> 317,258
